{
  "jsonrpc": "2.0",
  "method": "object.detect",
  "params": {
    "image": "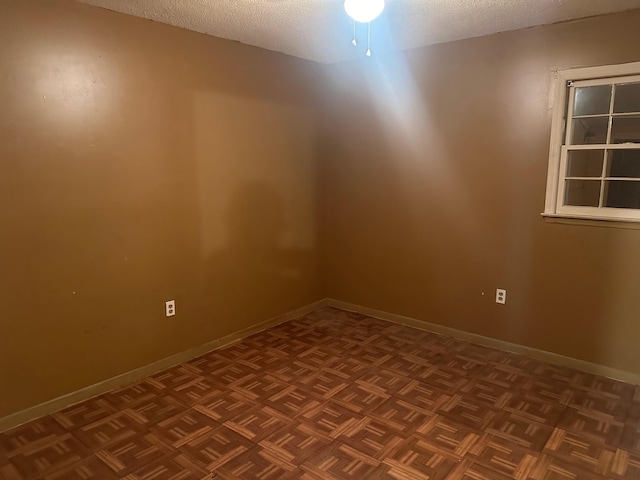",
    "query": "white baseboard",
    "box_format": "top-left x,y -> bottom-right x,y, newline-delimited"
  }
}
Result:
326,298 -> 640,386
0,299 -> 328,433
